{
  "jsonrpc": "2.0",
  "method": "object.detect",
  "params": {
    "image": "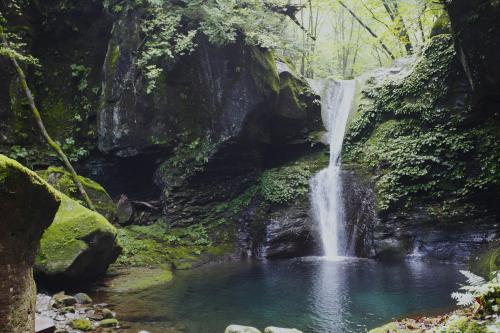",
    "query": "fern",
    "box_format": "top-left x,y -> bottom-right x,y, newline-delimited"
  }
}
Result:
451,270 -> 500,307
